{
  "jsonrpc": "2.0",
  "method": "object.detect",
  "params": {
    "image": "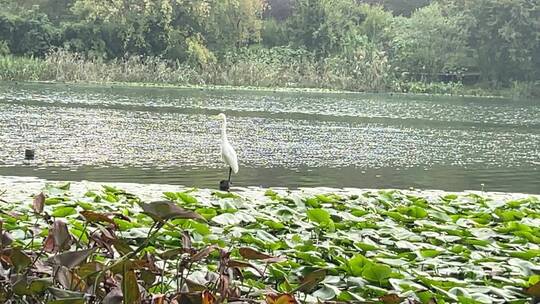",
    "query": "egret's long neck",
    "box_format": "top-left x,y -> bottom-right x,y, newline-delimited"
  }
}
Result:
221,119 -> 228,142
